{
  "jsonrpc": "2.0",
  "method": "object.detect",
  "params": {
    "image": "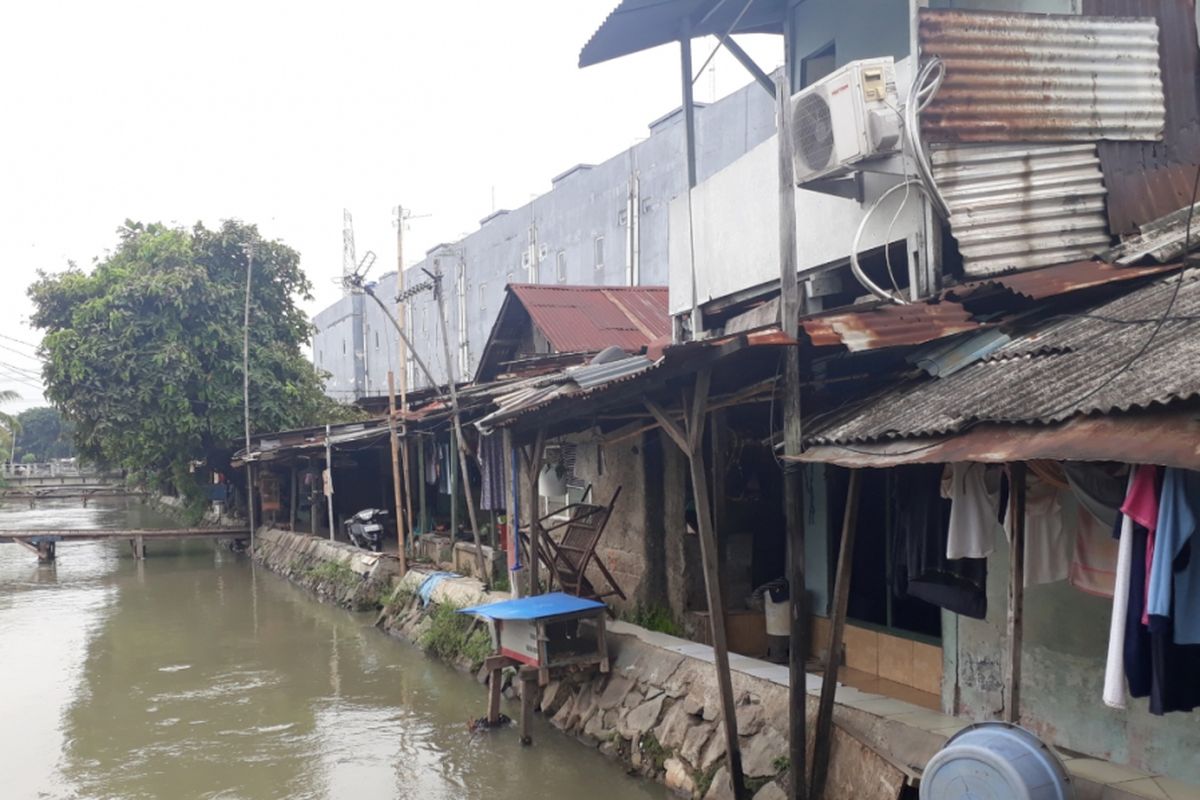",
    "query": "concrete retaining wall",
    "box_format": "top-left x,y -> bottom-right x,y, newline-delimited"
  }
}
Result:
253,528 -> 402,610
